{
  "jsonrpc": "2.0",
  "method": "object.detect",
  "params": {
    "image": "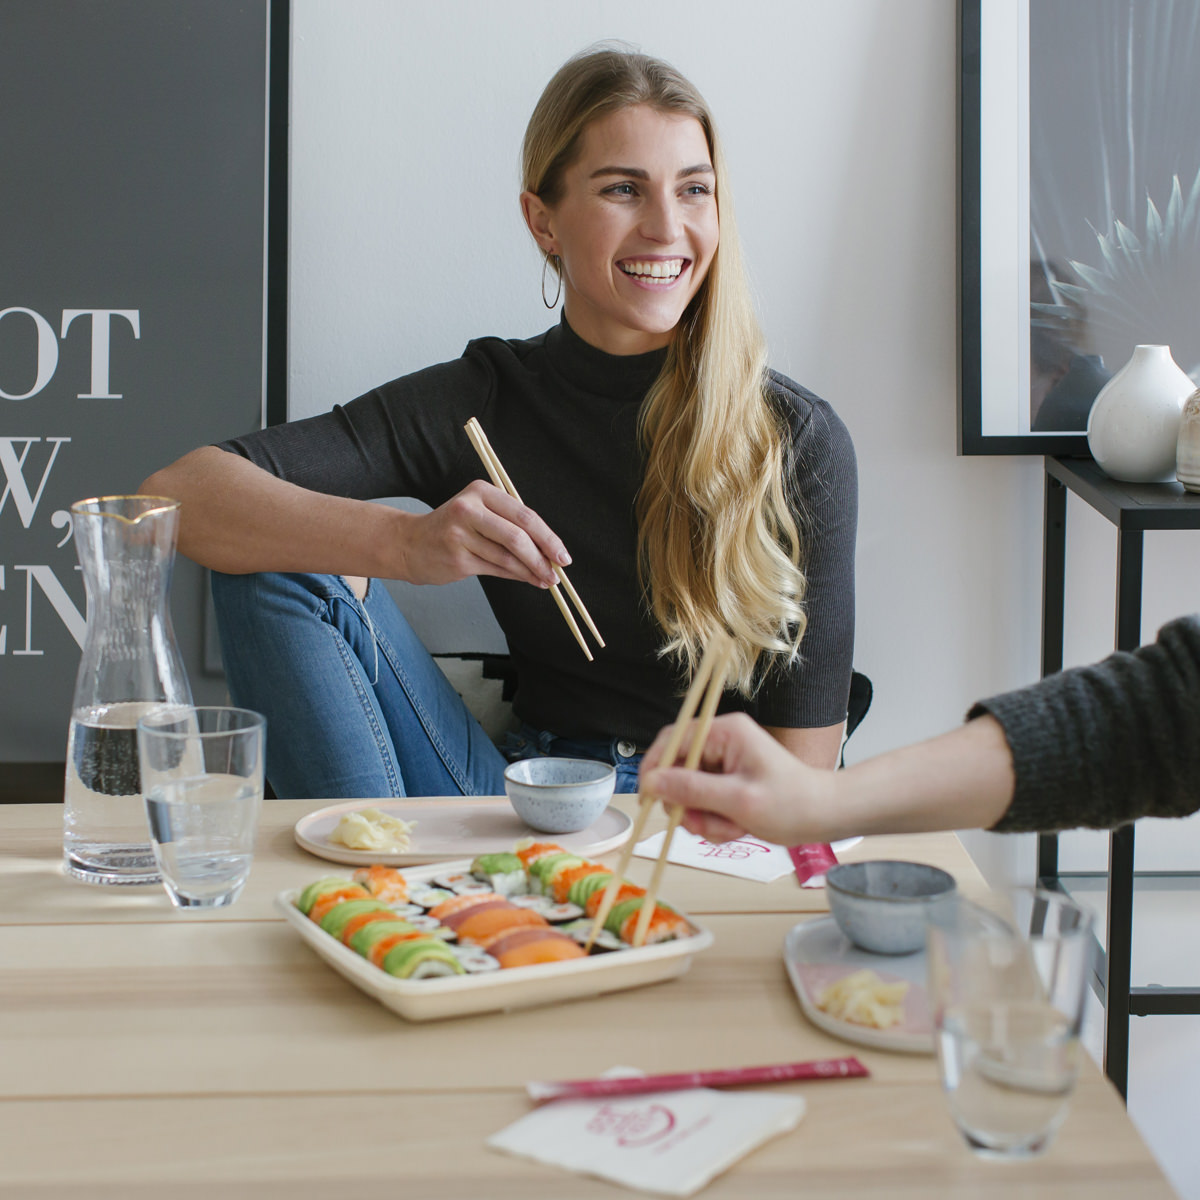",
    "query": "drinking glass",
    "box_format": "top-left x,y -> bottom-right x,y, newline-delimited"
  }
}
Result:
136,706 -> 266,908
926,890 -> 1095,1159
